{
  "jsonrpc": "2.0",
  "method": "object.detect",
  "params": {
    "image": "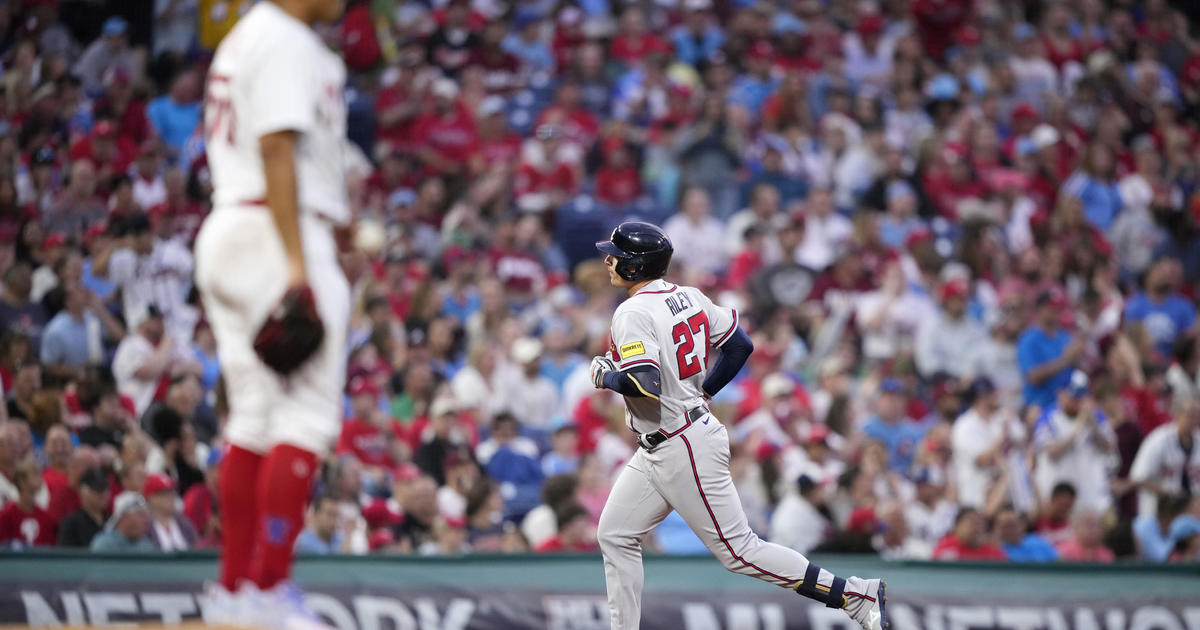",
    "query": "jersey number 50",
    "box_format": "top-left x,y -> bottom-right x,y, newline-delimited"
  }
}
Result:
672,312 -> 709,379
